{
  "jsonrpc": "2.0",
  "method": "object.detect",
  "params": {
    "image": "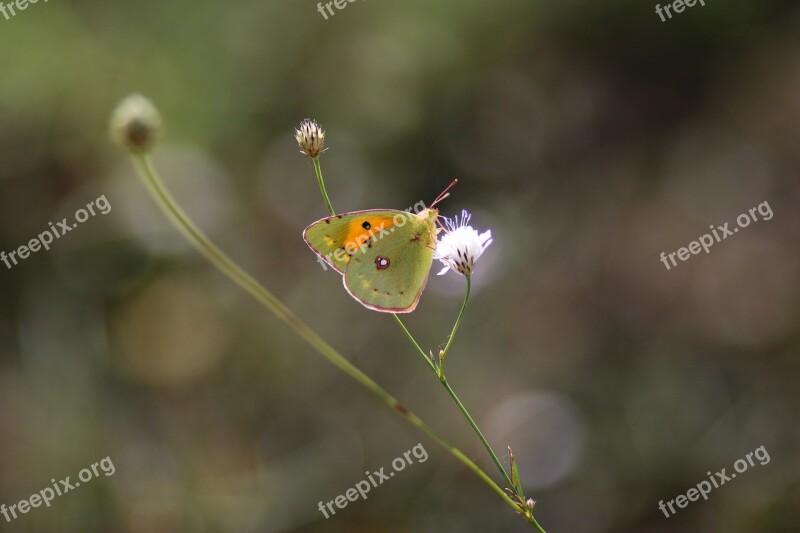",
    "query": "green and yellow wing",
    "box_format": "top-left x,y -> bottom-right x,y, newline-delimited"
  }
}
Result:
343,211 -> 437,313
303,209 -> 404,273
